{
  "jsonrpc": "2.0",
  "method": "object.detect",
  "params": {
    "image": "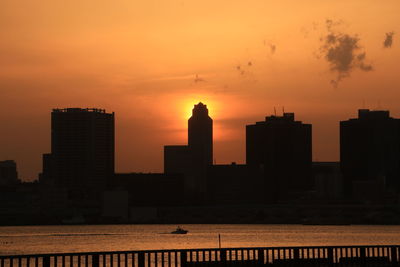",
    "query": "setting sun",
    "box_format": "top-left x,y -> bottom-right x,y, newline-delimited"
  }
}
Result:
179,96 -> 219,121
